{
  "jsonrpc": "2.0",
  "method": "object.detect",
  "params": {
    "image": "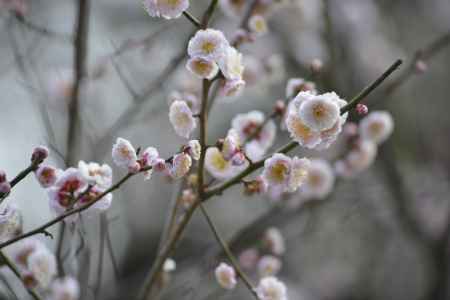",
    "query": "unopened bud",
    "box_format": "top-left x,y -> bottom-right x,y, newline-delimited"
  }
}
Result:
356,103 -> 368,116
310,58 -> 323,74
31,146 -> 49,164
415,60 -> 428,74
128,162 -> 141,174
231,152 -> 246,166
152,158 -> 167,173
180,189 -> 196,208
274,100 -> 286,116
